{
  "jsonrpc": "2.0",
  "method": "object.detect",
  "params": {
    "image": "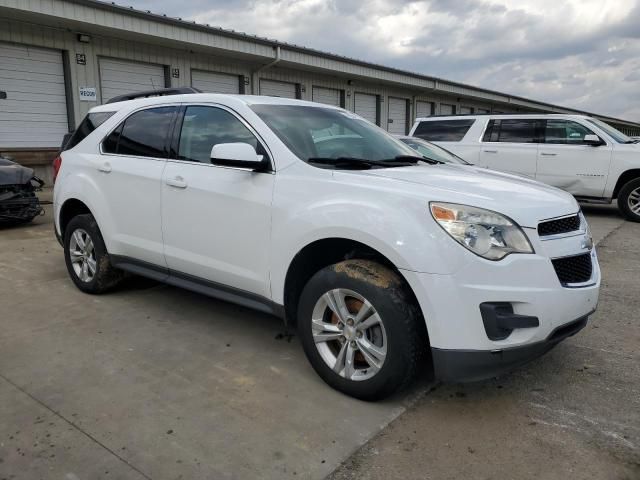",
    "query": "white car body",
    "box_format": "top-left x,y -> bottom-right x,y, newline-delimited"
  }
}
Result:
409,114 -> 640,220
54,94 -> 600,394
